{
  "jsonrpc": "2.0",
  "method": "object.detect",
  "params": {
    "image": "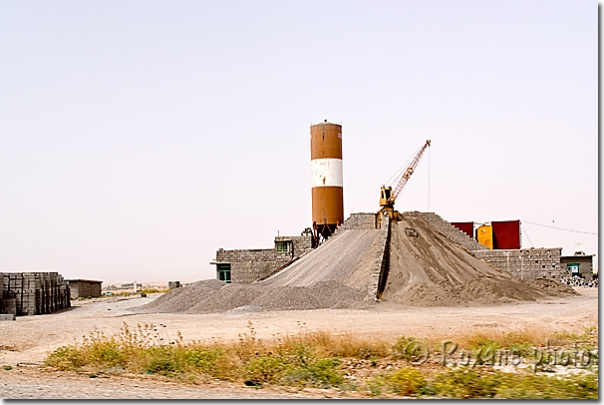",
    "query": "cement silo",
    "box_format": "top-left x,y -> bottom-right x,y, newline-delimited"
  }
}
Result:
310,120 -> 344,241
